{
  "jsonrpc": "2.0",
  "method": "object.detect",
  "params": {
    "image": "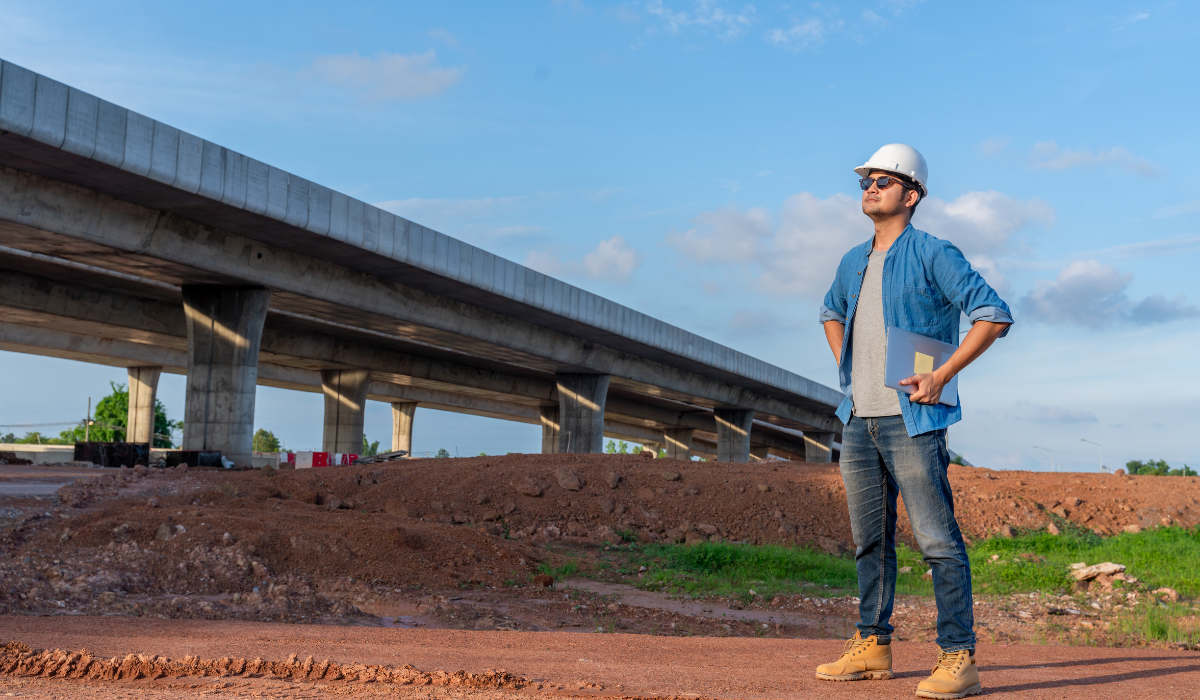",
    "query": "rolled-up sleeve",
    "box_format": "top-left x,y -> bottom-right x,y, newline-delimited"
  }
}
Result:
819,303 -> 846,325
967,305 -> 1014,337
820,264 -> 848,325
